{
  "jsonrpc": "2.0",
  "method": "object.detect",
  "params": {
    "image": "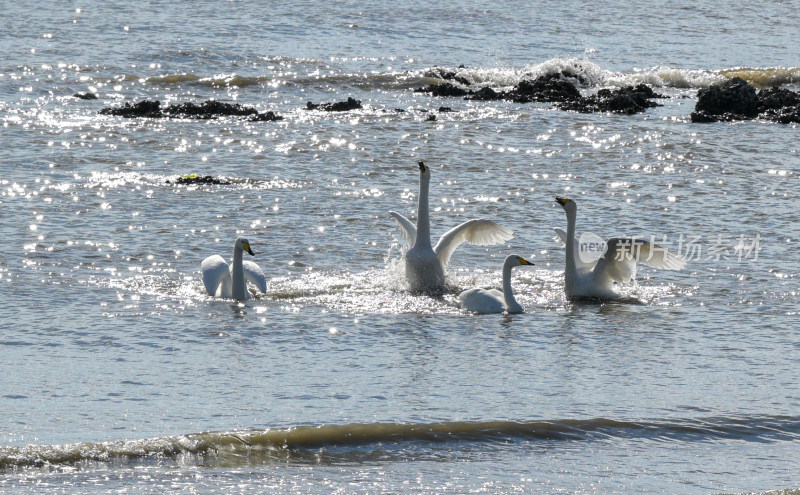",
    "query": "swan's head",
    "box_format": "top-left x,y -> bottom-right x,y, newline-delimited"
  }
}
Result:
506,254 -> 534,268
555,196 -> 577,214
235,237 -> 255,256
418,160 -> 430,177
